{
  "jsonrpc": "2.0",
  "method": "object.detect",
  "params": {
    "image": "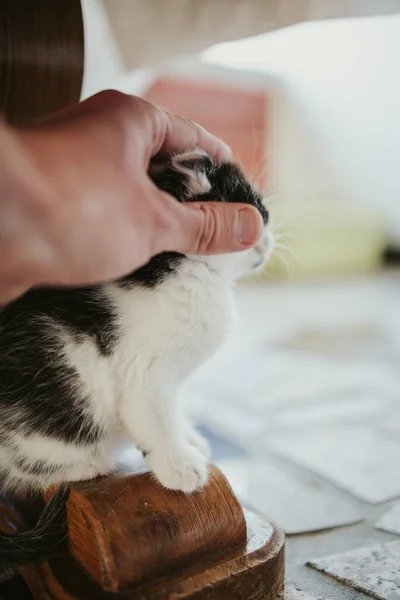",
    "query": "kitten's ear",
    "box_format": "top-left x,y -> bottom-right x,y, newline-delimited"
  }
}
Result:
148,153 -> 213,180
172,151 -> 214,173
177,156 -> 213,172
